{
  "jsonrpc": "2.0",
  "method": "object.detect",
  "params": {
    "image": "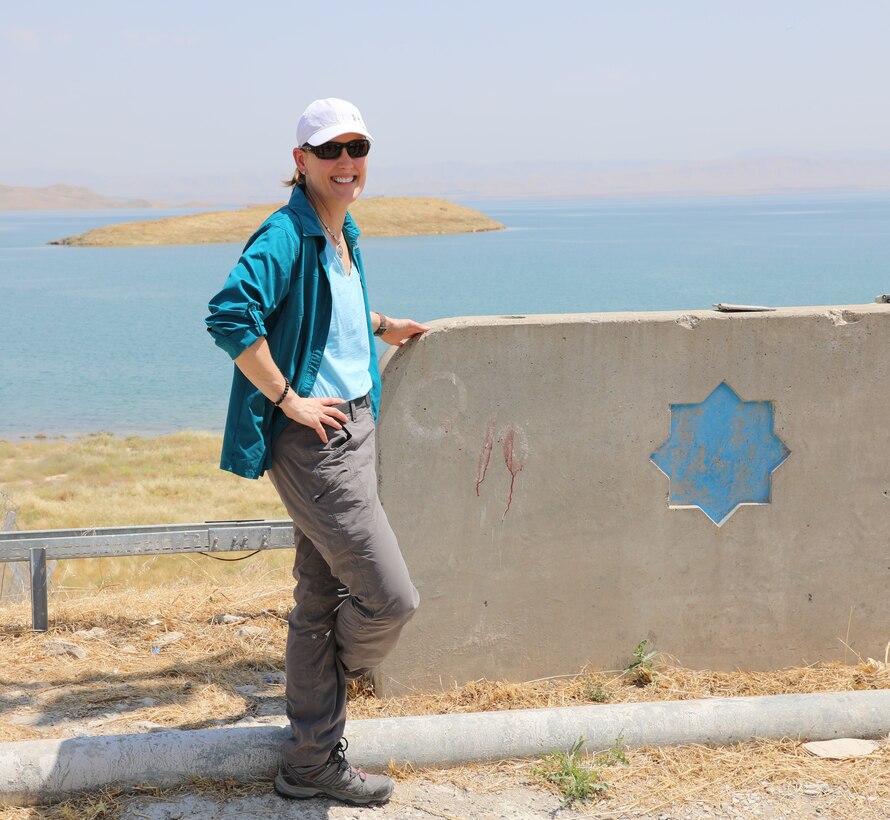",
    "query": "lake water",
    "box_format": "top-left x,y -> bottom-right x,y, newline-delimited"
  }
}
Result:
2,192 -> 889,438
